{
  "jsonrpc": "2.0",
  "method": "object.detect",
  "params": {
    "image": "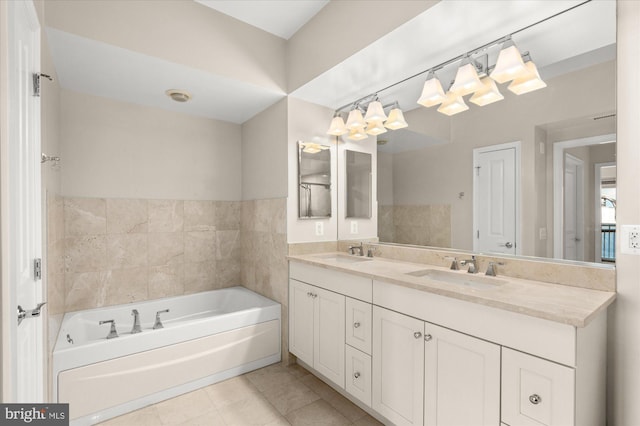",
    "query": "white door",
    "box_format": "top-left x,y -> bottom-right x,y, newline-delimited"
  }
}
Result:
424,323 -> 500,426
474,144 -> 518,255
313,287 -> 345,388
289,279 -> 314,366
563,154 -> 584,261
7,0 -> 44,402
372,306 -> 424,426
